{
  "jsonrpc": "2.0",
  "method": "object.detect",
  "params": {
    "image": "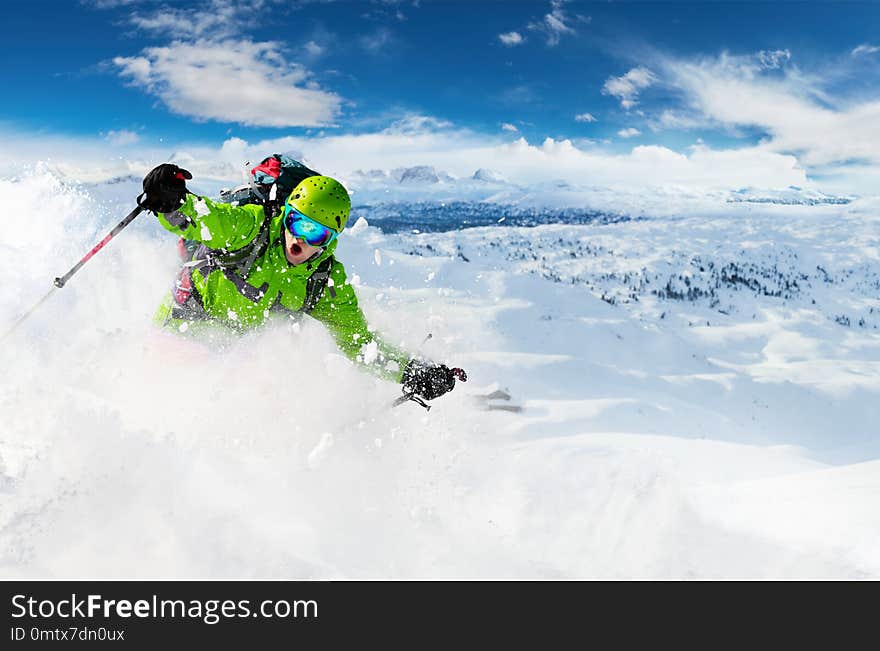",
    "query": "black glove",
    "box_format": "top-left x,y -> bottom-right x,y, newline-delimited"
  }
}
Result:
401,359 -> 466,401
138,163 -> 192,213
